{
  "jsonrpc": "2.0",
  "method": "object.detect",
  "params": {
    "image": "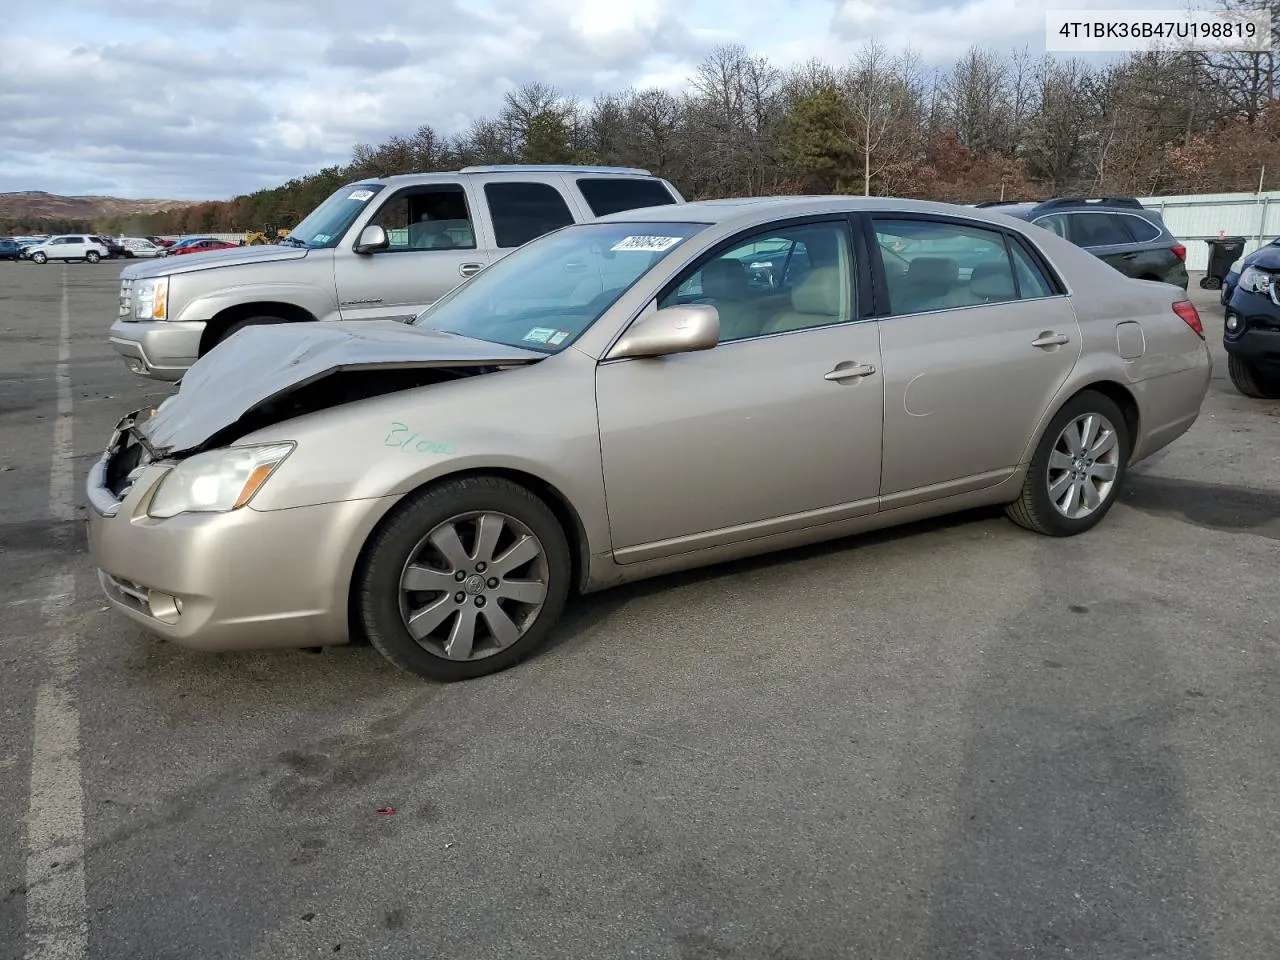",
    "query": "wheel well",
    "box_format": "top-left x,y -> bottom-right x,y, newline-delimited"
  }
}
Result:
1073,380 -> 1140,455
345,467 -> 592,642
199,301 -> 317,355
